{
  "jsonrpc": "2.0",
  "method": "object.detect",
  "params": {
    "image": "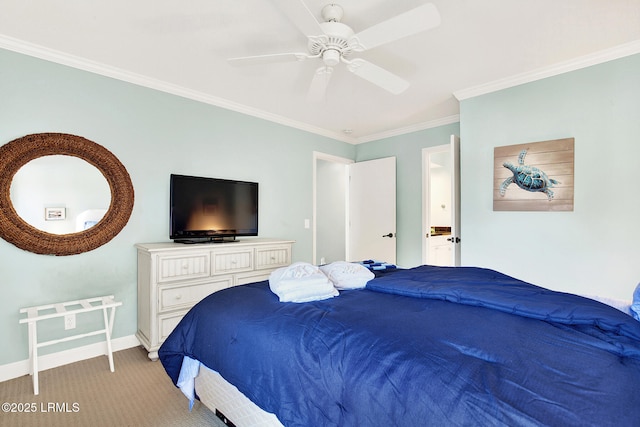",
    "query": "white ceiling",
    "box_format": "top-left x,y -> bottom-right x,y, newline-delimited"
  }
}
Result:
1,0 -> 639,143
